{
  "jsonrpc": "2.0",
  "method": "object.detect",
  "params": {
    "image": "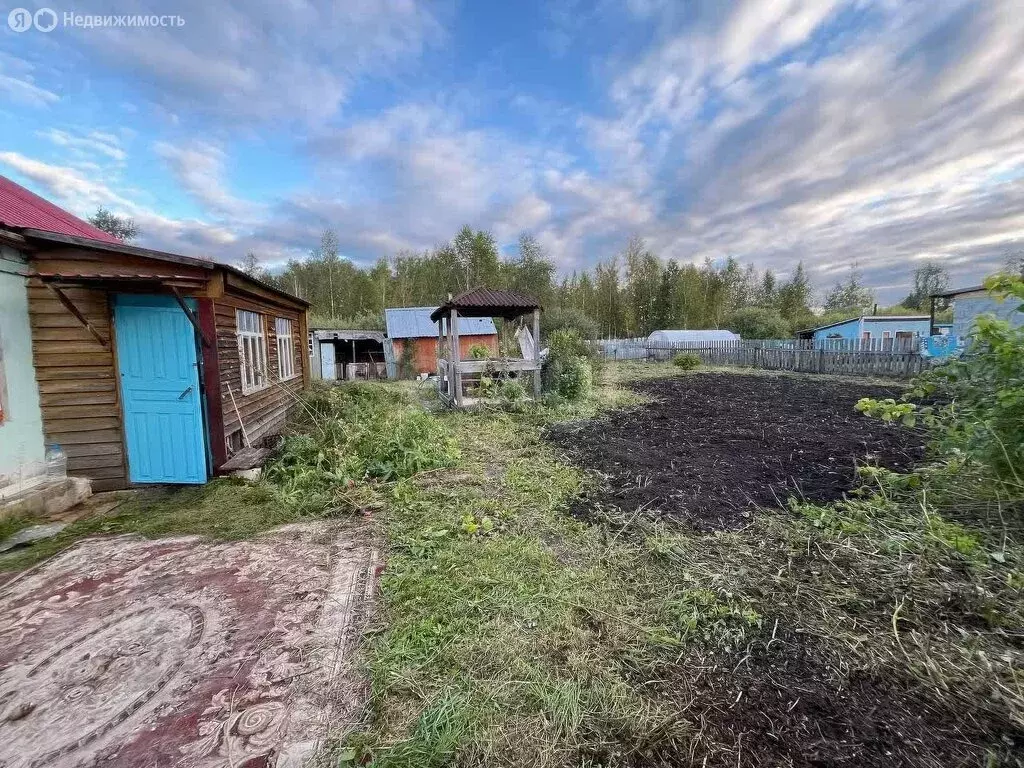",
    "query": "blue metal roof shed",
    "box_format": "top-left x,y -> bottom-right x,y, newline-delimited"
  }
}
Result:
384,306 -> 497,339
